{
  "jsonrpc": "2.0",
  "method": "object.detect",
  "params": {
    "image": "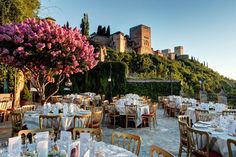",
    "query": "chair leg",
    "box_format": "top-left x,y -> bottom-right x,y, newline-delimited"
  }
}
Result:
126,118 -> 128,128
113,117 -> 116,129
178,144 -> 182,157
